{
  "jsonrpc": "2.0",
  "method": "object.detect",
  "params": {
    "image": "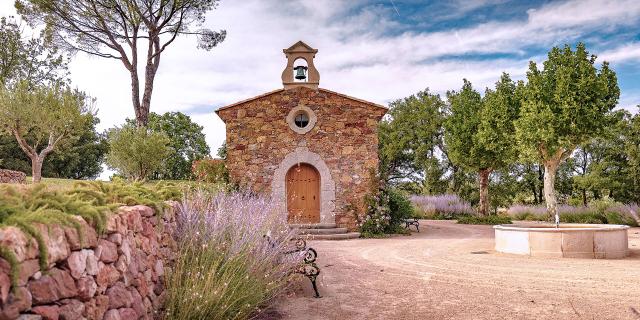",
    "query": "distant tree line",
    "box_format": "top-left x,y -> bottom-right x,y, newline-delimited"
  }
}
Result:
381,43 -> 630,220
